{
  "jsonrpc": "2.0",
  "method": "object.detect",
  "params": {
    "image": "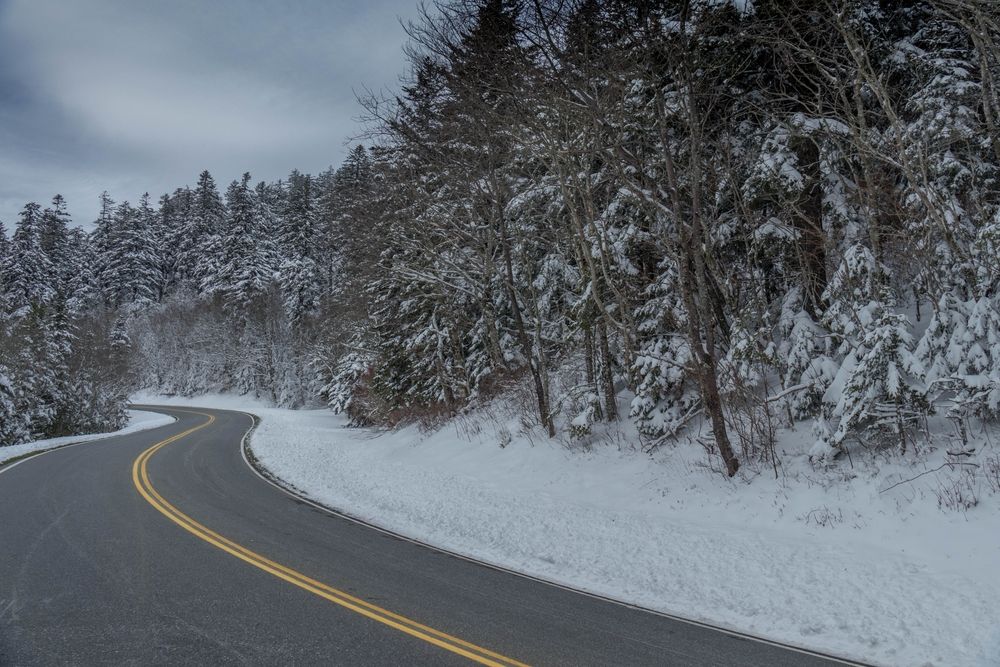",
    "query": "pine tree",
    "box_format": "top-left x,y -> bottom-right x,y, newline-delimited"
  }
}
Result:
824,310 -> 927,456
182,170 -> 226,292
818,245 -> 928,457
130,193 -> 161,305
0,363 -> 30,445
40,195 -> 72,295
278,170 -> 321,328
0,218 -> 9,260
213,173 -> 275,311
90,191 -> 118,302
63,226 -> 96,314
0,218 -> 10,310
93,196 -> 159,308
39,195 -> 95,315
4,203 -> 55,311
158,187 -> 194,297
